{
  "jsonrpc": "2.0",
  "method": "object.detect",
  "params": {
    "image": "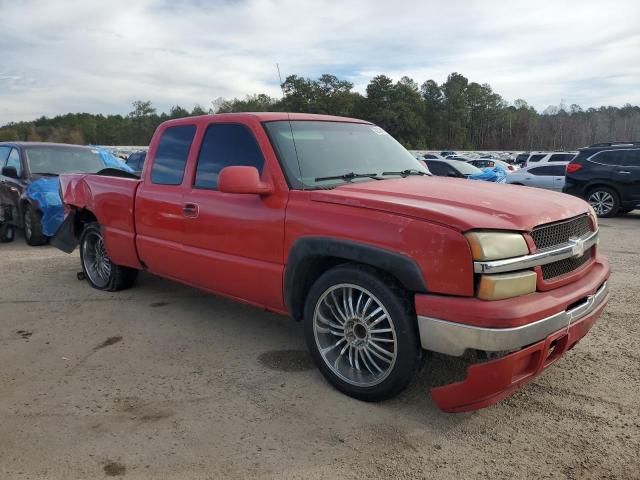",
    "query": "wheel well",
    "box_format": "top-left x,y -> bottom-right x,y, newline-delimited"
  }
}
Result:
287,256 -> 348,322
286,255 -> 418,322
73,209 -> 98,237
